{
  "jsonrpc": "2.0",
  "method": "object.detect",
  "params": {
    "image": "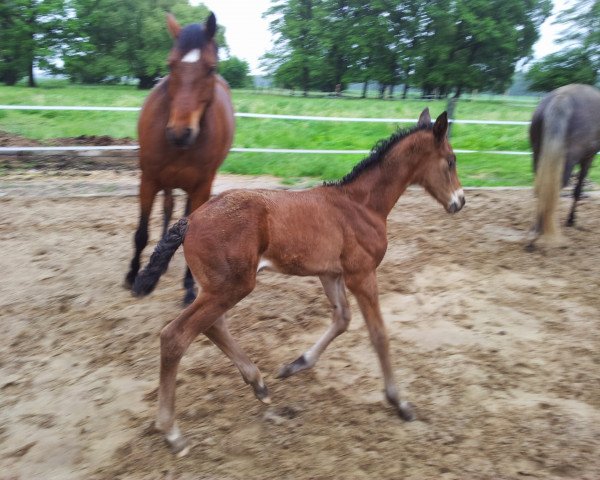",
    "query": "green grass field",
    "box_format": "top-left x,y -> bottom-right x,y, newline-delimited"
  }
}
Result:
0,81 -> 597,186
